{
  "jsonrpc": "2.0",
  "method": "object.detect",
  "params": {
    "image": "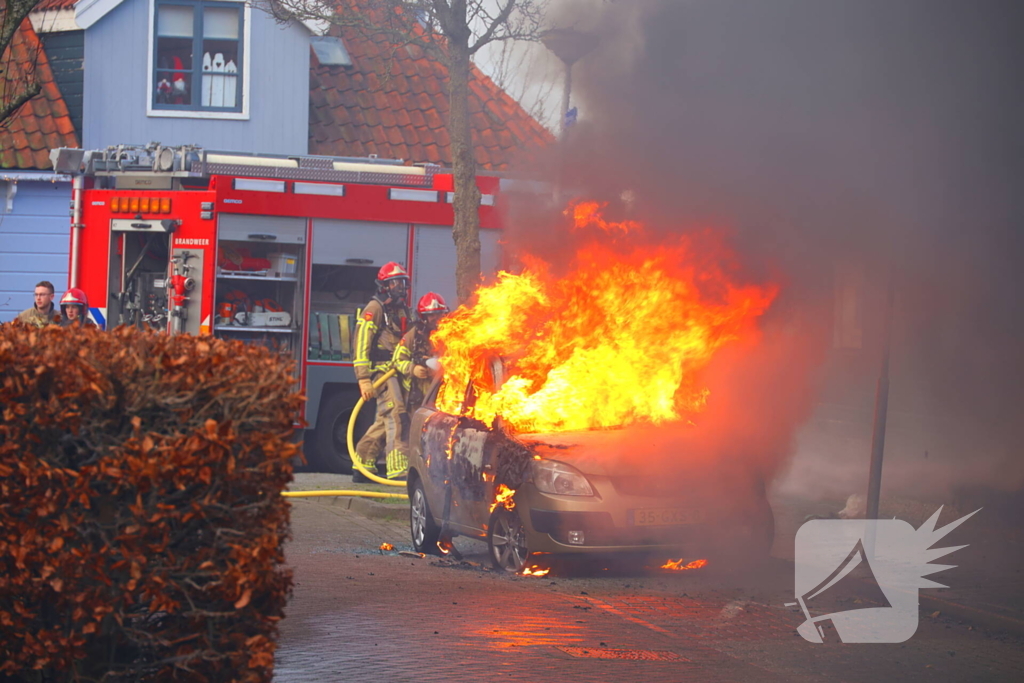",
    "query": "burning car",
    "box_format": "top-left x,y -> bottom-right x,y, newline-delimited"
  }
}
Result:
407,361 -> 775,572
407,201 -> 778,572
